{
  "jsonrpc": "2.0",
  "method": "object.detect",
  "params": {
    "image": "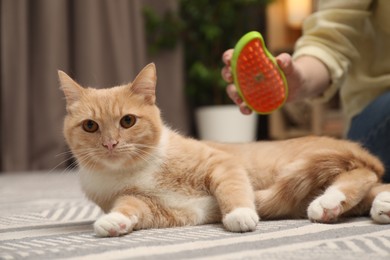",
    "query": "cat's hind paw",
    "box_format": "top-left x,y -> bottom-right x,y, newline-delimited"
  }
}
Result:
223,207 -> 259,232
371,191 -> 390,224
94,212 -> 138,237
307,187 -> 345,223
